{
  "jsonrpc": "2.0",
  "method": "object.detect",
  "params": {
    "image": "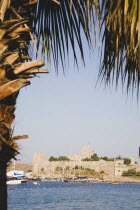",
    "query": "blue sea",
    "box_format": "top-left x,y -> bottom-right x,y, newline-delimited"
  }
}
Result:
8,181 -> 140,210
